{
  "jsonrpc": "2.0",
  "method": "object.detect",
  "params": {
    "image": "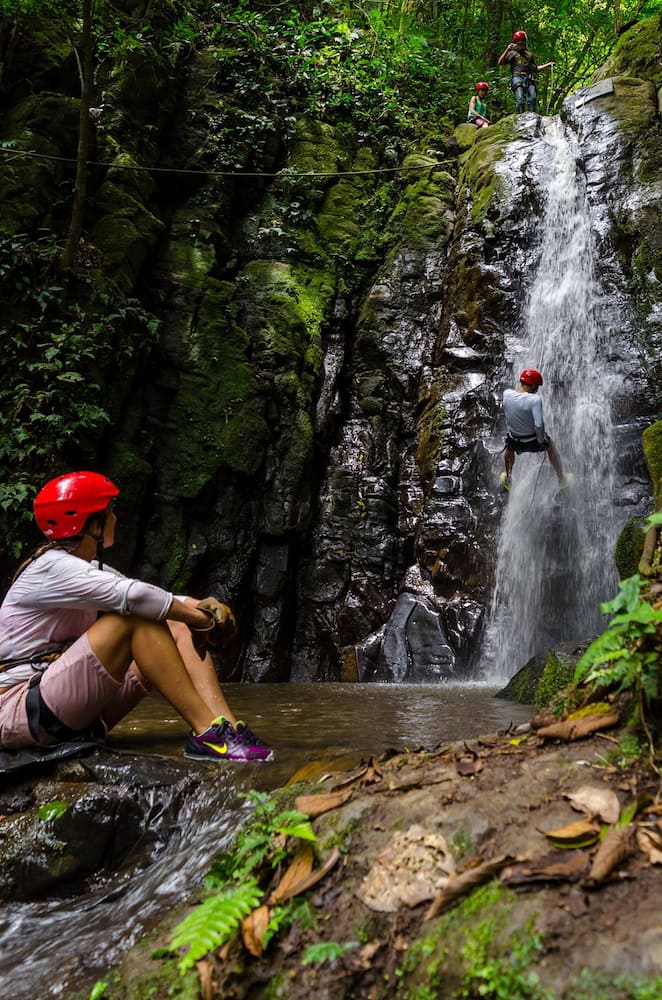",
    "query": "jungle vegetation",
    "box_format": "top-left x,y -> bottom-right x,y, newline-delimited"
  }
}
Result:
0,0 -> 660,560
